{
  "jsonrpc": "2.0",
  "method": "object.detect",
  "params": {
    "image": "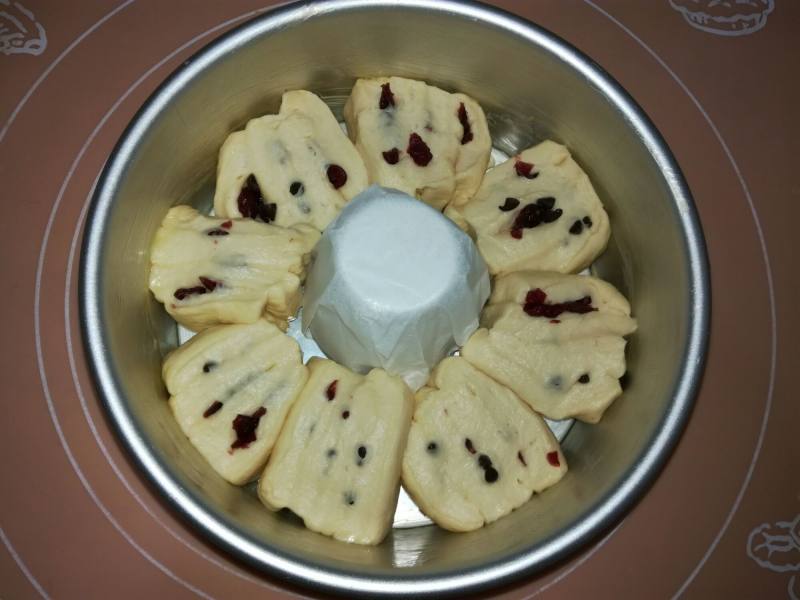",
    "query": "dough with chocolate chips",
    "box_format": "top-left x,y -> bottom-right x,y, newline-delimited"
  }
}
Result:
163,320 -> 308,485
401,357 -> 567,532
259,358 -> 414,545
461,271 -> 637,423
149,205 -> 319,332
450,141 -> 610,275
214,90 -> 368,231
344,76 -> 492,211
